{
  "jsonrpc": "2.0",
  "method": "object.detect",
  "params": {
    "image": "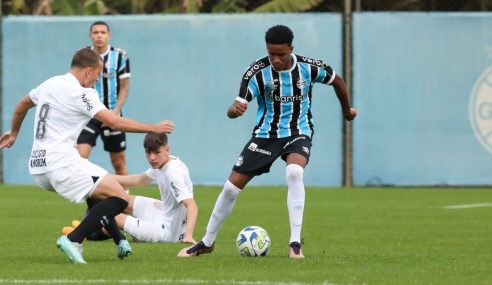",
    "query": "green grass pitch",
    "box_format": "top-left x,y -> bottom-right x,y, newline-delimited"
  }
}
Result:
0,184 -> 491,285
